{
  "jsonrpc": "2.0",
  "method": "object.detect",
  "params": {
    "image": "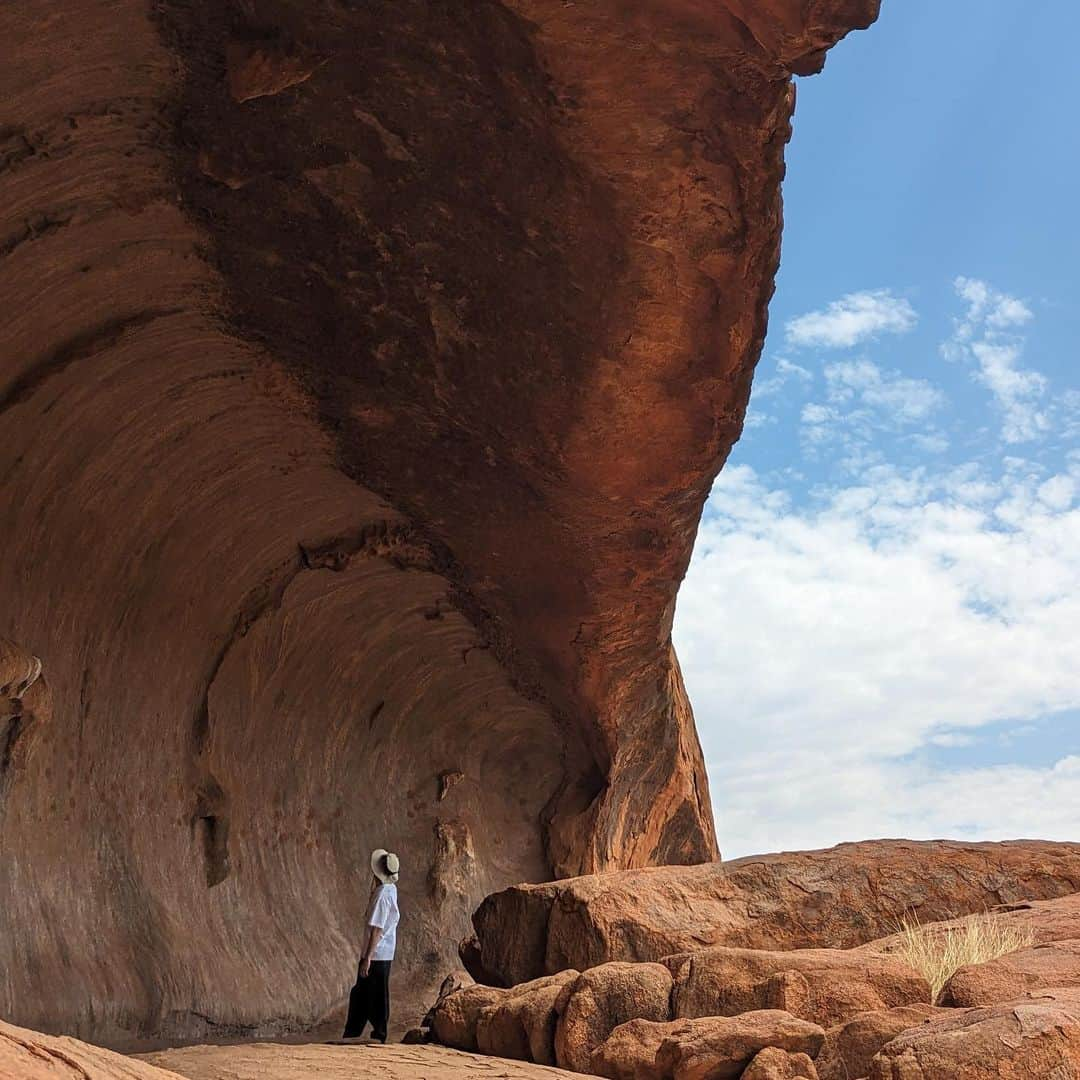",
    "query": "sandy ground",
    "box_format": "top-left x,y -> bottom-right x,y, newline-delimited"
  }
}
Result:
140,1042 -> 577,1079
